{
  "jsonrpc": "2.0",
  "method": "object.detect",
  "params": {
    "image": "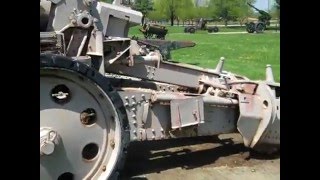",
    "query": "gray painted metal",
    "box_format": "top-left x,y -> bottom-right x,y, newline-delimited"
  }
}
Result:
40,0 -> 280,179
40,67 -> 123,179
40,127 -> 60,156
40,32 -> 65,54
170,97 -> 205,129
